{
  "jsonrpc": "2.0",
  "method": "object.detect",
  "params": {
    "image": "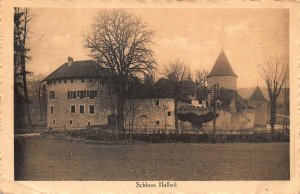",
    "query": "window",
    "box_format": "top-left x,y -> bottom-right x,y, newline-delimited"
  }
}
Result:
168,111 -> 171,116
71,79 -> 73,83
81,78 -> 84,83
155,100 -> 159,106
70,105 -> 75,113
77,91 -> 80,98
53,120 -> 56,124
89,105 -> 95,114
59,79 -> 61,84
50,106 -> 54,114
54,80 -> 56,84
79,105 -> 84,113
87,122 -> 91,126
156,121 -> 160,125
87,90 -> 90,98
70,120 -> 73,124
50,91 -> 55,99
64,79 -> 67,83
80,90 -> 87,99
67,91 -> 76,99
90,91 -> 97,99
